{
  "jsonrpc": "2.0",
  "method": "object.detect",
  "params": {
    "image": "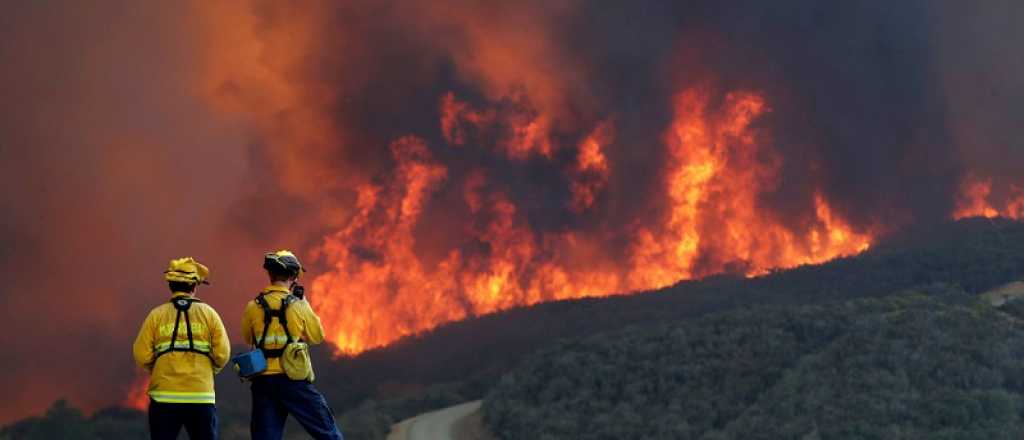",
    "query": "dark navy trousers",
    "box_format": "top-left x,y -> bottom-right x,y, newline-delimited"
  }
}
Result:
250,375 -> 344,440
148,399 -> 218,440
